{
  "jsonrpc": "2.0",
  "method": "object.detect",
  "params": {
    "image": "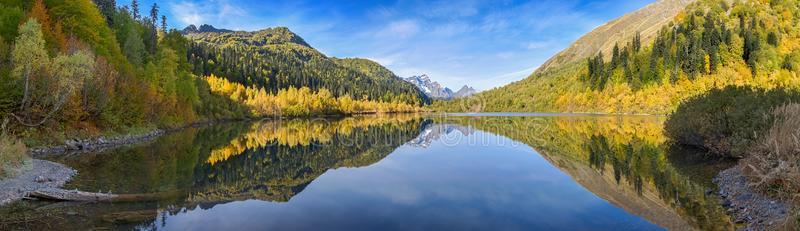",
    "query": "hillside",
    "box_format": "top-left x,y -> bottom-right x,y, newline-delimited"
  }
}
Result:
435,0 -> 800,114
185,27 -> 427,105
537,0 -> 697,73
0,0 -> 424,152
